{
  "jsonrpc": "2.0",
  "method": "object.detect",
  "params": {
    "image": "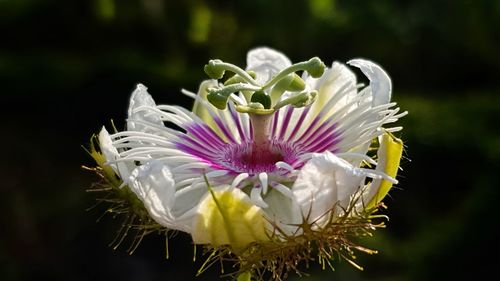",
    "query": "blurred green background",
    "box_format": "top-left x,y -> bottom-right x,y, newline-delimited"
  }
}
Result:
1,0 -> 499,280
